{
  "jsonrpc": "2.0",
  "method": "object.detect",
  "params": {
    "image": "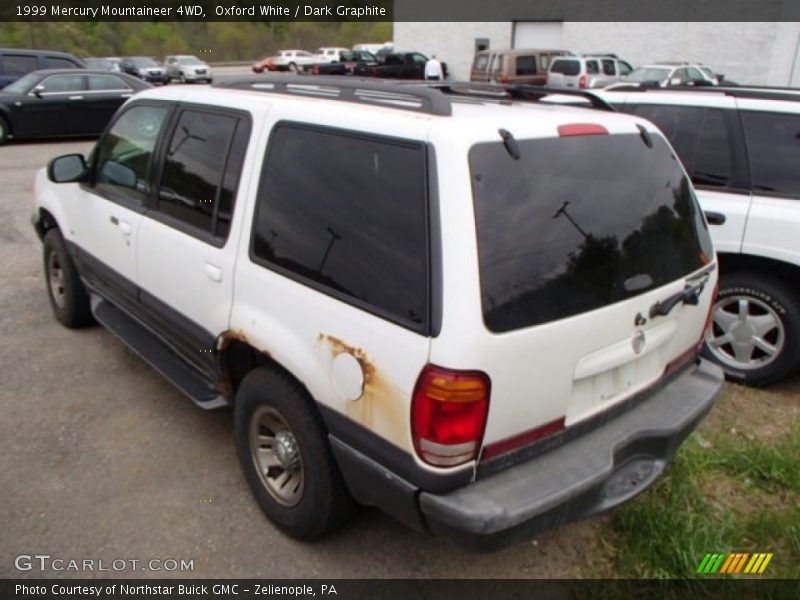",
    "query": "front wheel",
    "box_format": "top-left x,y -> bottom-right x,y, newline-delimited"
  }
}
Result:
288,62 -> 297,73
0,116 -> 9,145
43,229 -> 94,328
703,273 -> 800,386
234,367 -> 355,539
